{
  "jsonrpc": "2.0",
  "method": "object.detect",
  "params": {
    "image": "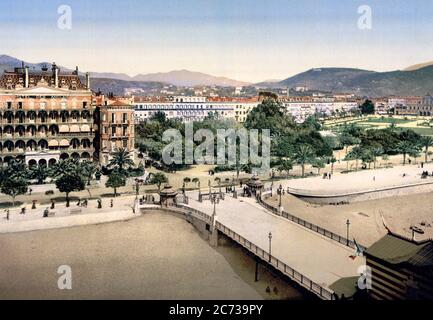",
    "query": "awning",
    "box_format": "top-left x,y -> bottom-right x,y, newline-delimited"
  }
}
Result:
59,139 -> 69,147
70,125 -> 80,133
48,140 -> 59,147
